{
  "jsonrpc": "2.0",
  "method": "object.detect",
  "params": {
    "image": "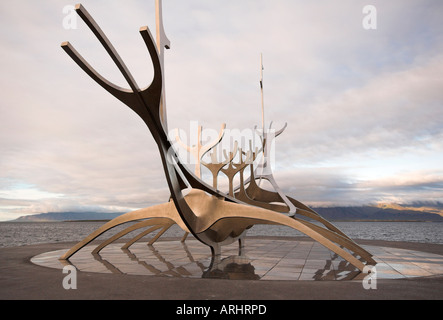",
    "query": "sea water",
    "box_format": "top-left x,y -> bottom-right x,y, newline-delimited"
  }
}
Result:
0,221 -> 442,248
